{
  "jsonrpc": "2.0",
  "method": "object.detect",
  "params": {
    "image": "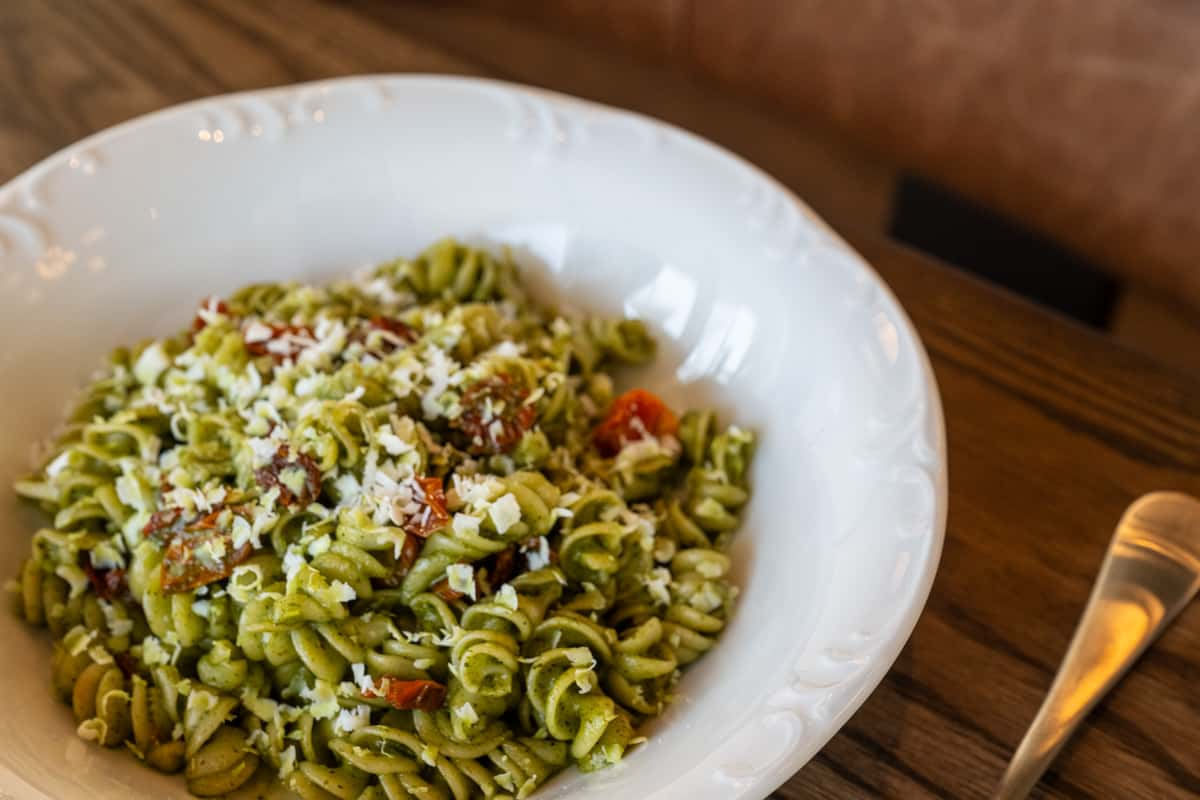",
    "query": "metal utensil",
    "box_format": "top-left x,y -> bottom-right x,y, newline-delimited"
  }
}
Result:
994,491 -> 1200,799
